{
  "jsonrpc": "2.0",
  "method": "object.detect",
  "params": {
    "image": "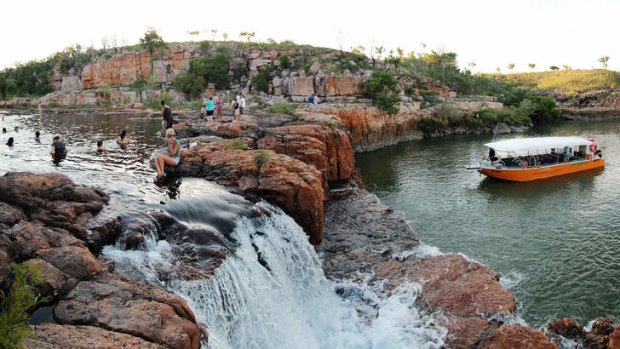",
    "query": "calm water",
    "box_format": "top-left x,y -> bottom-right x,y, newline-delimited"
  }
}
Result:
356,119 -> 620,327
